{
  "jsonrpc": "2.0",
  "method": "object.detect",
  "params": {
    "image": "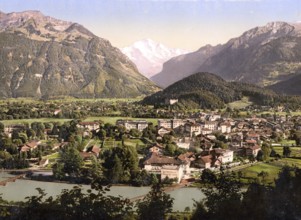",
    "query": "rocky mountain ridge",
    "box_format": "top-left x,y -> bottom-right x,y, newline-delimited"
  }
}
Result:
151,22 -> 301,88
0,11 -> 159,98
